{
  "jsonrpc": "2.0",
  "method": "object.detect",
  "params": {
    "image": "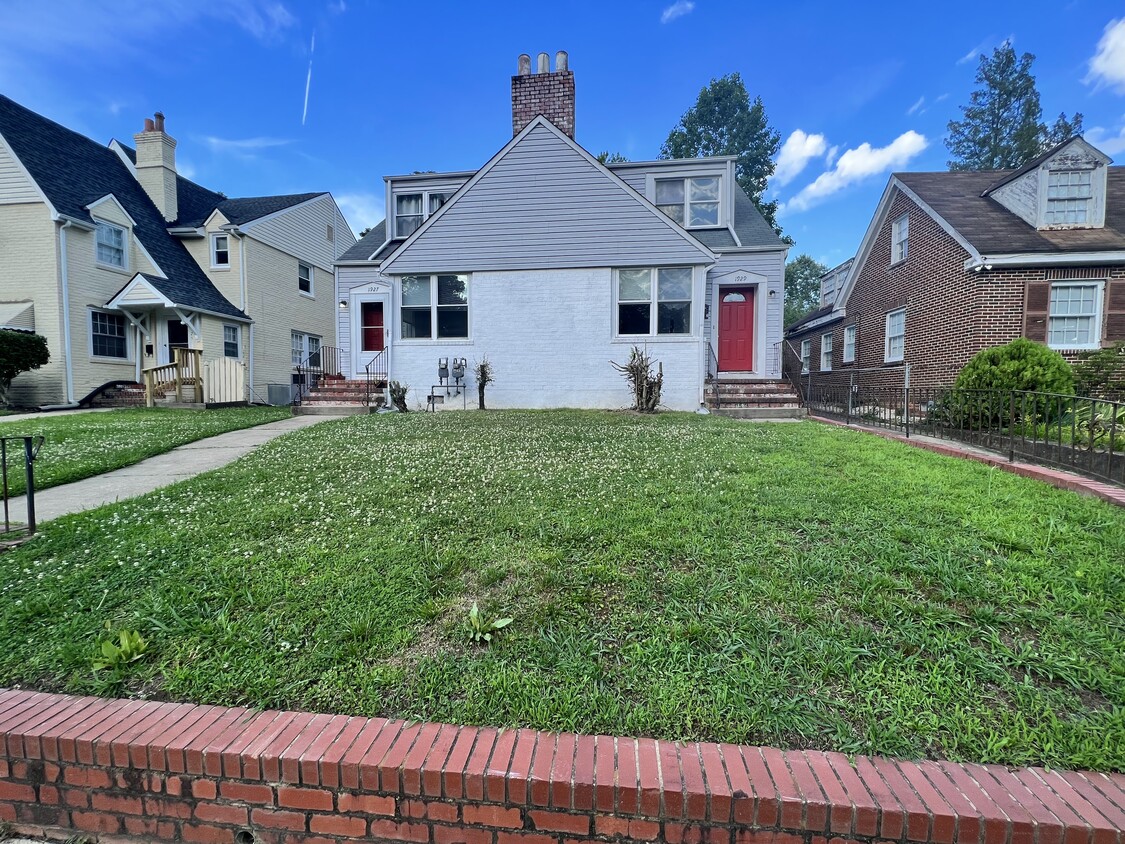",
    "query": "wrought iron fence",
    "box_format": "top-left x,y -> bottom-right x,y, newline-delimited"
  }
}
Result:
803,371 -> 1124,486
2,435 -> 45,536
365,349 -> 388,408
